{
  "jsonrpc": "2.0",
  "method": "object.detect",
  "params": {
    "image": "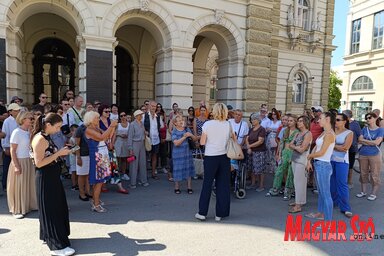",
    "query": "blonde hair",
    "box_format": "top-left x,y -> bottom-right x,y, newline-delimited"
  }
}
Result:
16,111 -> 32,126
83,111 -> 100,126
172,114 -> 183,124
212,103 -> 228,121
